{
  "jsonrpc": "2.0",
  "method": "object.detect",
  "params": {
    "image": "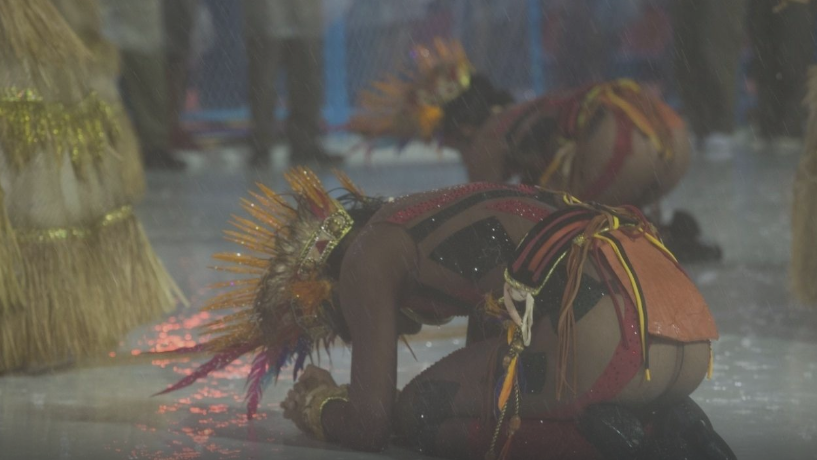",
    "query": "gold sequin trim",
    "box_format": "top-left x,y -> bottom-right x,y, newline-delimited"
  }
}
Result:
17,205 -> 133,242
0,87 -> 118,172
